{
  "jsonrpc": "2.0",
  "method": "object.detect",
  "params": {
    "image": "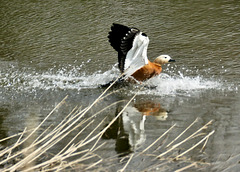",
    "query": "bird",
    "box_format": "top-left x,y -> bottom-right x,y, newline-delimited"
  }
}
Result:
108,23 -> 175,82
